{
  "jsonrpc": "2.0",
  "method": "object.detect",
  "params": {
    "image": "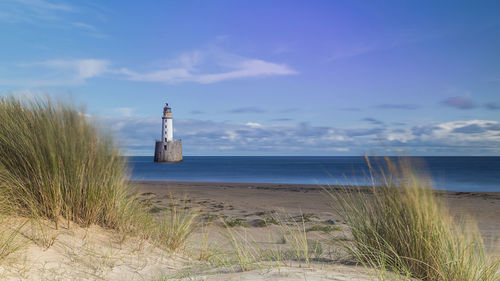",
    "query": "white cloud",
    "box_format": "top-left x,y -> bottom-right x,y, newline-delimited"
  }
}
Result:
173,51 -> 202,70
325,147 -> 350,152
2,45 -> 295,86
94,116 -> 500,156
0,1 -> 108,39
120,68 -> 192,83
72,22 -> 96,31
41,59 -> 109,81
120,49 -> 297,84
218,146 -> 235,150
113,107 -> 134,117
422,120 -> 500,143
225,130 -> 238,141
0,58 -> 110,86
386,132 -> 413,143
245,122 -> 262,128
196,59 -> 297,84
70,22 -> 108,38
0,0 -> 74,23
16,0 -> 73,11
